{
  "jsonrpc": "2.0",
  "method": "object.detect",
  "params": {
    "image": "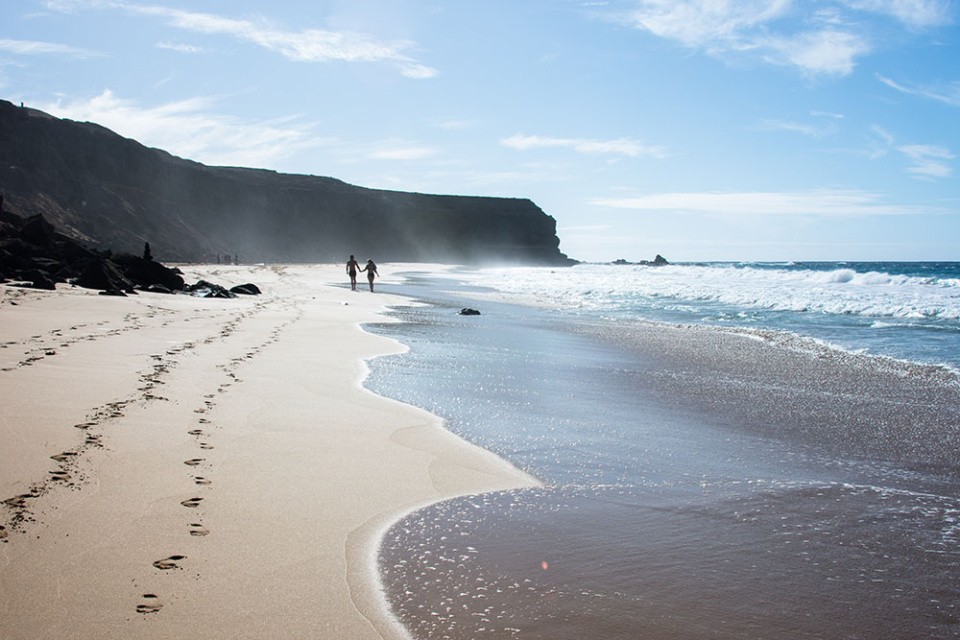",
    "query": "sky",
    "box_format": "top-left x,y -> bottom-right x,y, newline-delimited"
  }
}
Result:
1,0 -> 959,262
